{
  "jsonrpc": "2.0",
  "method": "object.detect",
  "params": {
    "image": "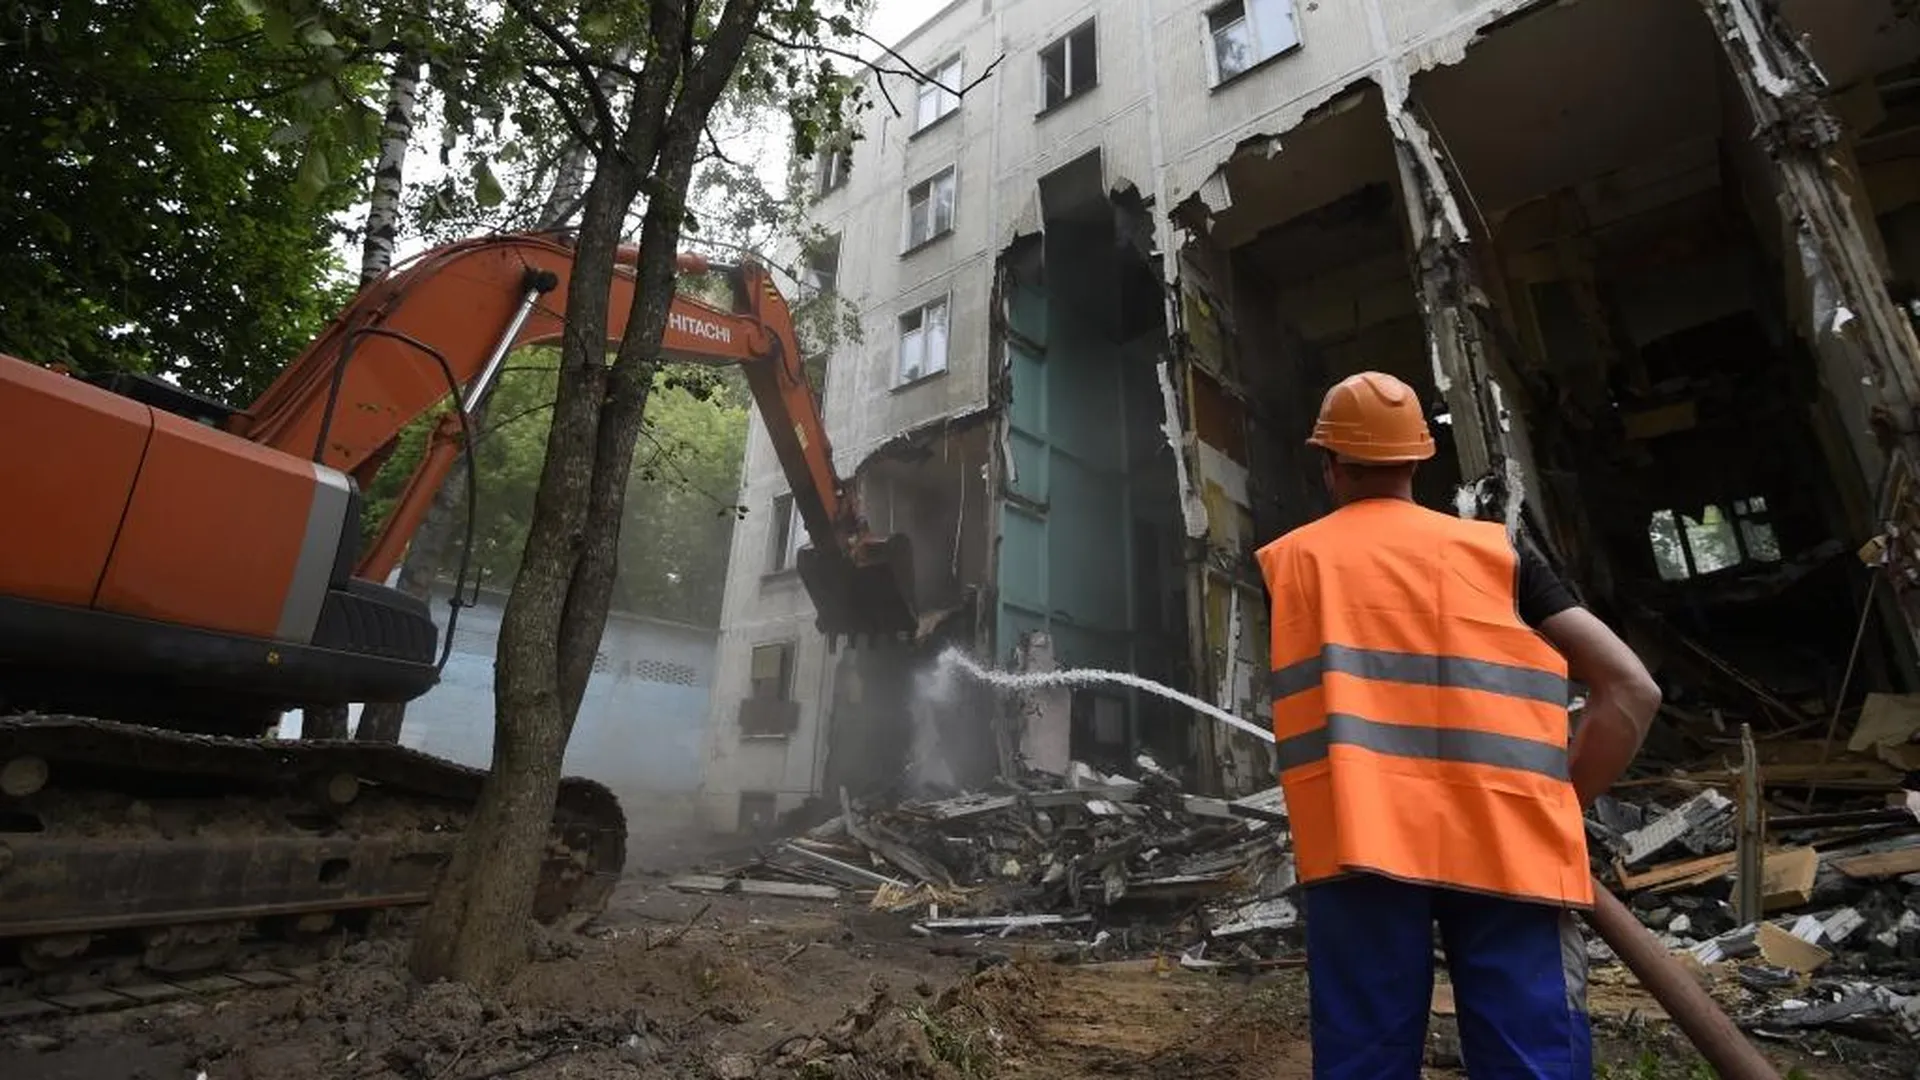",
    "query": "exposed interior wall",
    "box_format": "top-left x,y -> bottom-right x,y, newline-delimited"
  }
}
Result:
990,163 -> 1191,779
1166,0 -> 1920,769
813,420 -> 996,804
